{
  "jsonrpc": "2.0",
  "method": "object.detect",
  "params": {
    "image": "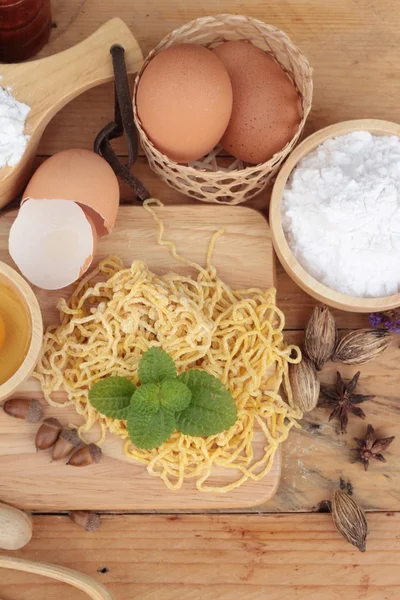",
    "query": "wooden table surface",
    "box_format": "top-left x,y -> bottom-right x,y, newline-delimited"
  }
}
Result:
1,1 -> 400,598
